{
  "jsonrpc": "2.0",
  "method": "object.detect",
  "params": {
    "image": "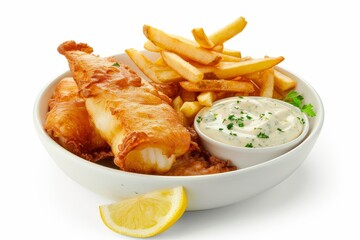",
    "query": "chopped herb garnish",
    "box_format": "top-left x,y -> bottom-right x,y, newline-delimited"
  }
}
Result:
219,128 -> 224,131
257,132 -> 269,139
196,116 -> 203,123
230,132 -> 237,136
246,115 -> 252,120
284,90 -> 316,117
227,123 -> 234,130
259,113 -> 265,119
277,128 -> 284,132
245,143 -> 254,148
237,120 -> 244,127
228,114 -> 235,120
112,62 -> 120,67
